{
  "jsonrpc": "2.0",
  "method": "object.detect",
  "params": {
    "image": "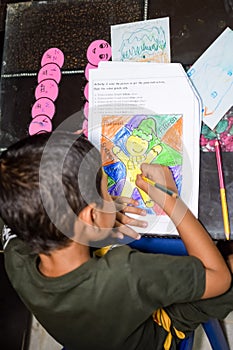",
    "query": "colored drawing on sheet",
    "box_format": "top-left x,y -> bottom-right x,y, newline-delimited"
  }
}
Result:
101,114 -> 182,214
111,18 -> 170,63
